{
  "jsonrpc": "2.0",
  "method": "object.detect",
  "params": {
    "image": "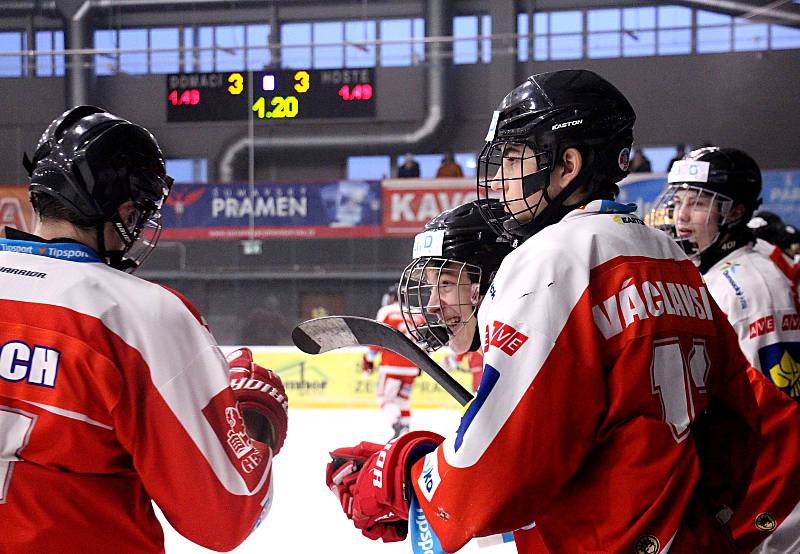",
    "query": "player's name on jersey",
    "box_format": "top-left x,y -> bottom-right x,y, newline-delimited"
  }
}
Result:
0,340 -> 60,387
592,279 -> 714,339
